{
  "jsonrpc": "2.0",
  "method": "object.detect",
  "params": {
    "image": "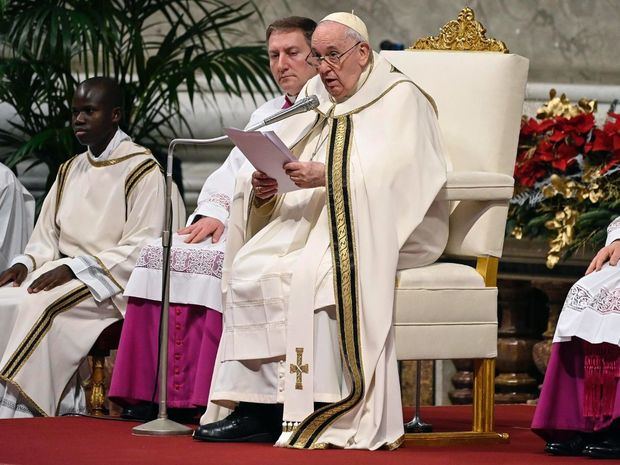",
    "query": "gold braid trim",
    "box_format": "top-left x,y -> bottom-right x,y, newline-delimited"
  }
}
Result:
54,156 -> 79,228
87,150 -> 150,167
287,115 -> 365,449
125,159 -> 158,198
0,286 -> 91,379
24,254 -> 37,271
0,373 -> 47,416
92,255 -> 124,293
